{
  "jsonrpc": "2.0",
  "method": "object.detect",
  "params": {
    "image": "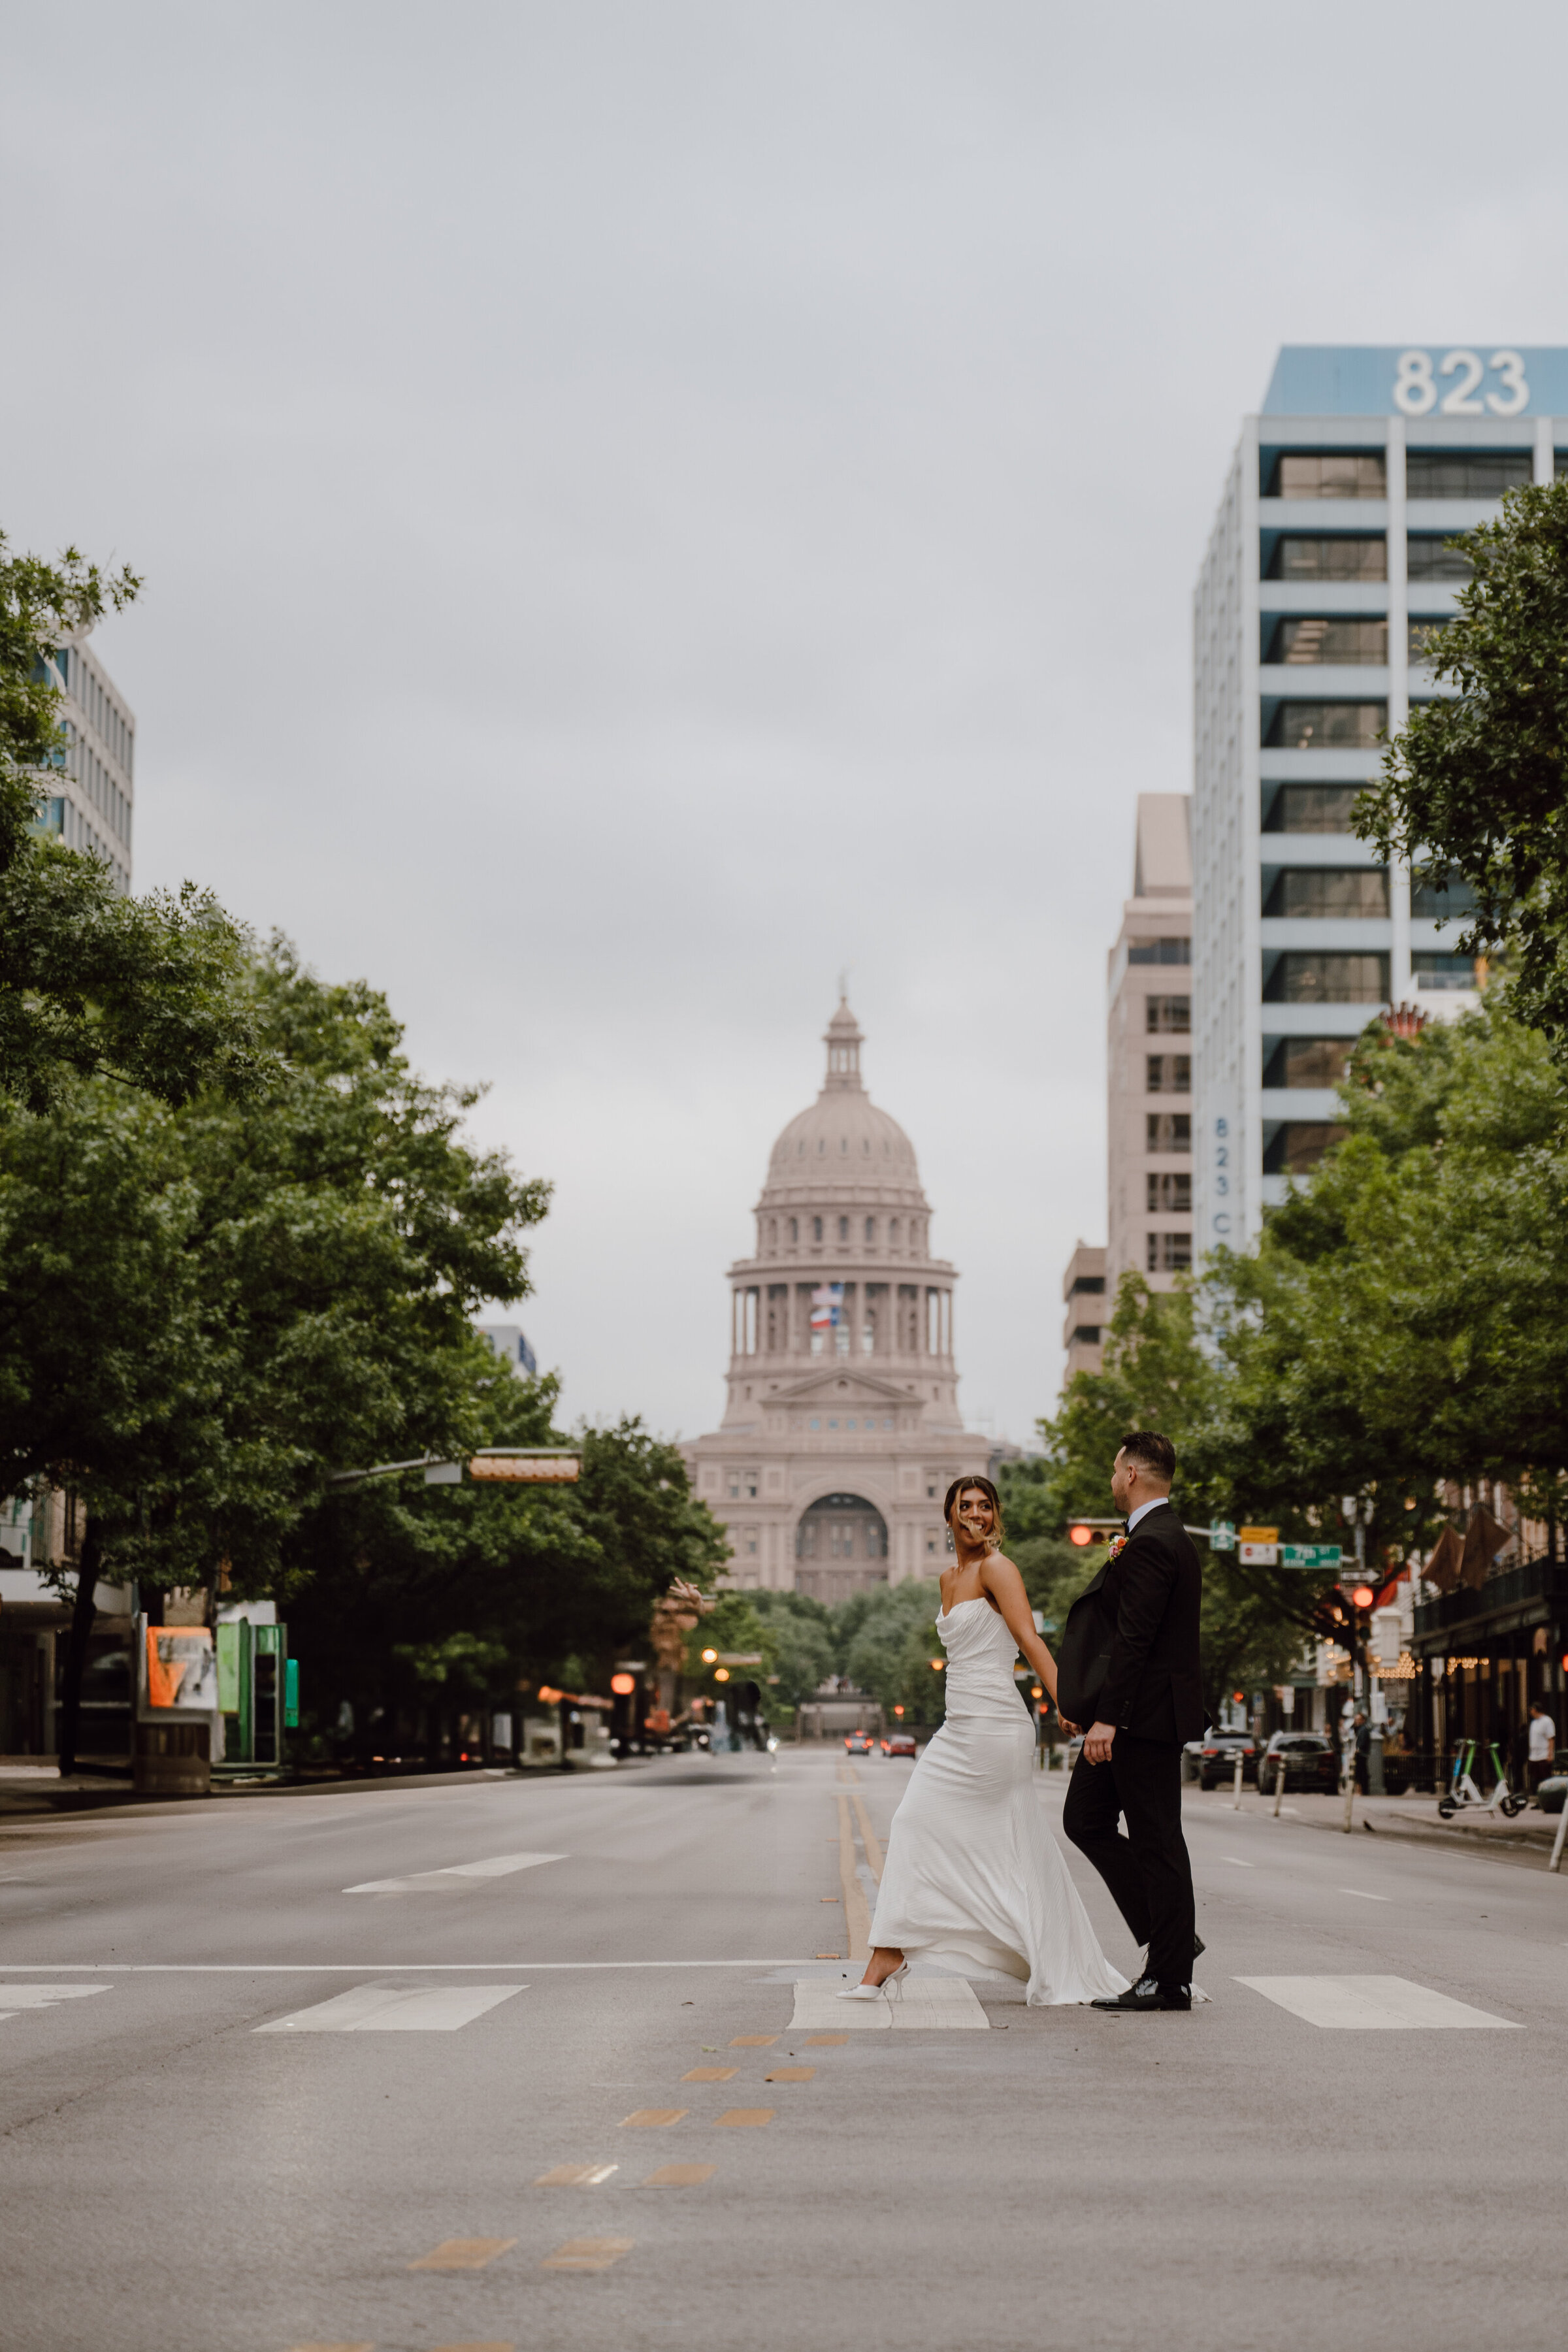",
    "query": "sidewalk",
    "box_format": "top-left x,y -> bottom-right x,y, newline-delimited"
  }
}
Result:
1185,1783 -> 1562,1857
